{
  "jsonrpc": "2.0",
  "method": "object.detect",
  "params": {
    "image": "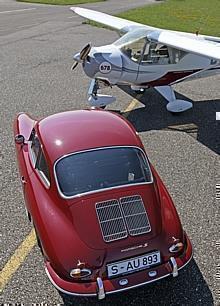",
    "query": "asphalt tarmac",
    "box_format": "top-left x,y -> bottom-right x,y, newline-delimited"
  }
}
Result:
0,0 -> 219,305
